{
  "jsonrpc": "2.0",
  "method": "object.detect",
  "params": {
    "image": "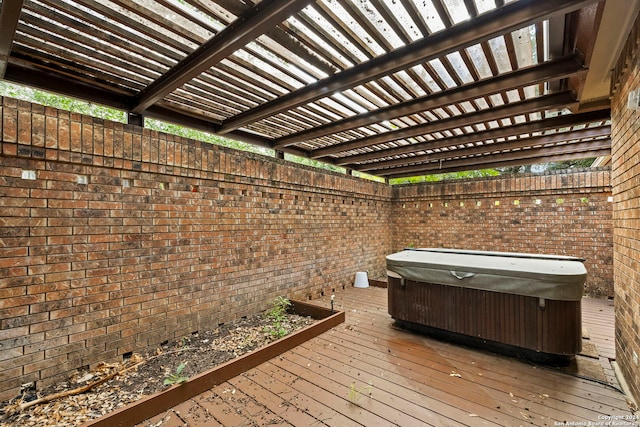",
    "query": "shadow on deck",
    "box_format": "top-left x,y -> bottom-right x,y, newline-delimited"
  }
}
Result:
139,286 -> 632,426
